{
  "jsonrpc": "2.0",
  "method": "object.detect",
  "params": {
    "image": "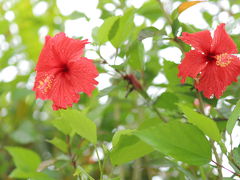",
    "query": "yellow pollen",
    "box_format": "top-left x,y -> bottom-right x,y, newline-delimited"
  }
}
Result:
215,53 -> 232,67
37,74 -> 53,94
